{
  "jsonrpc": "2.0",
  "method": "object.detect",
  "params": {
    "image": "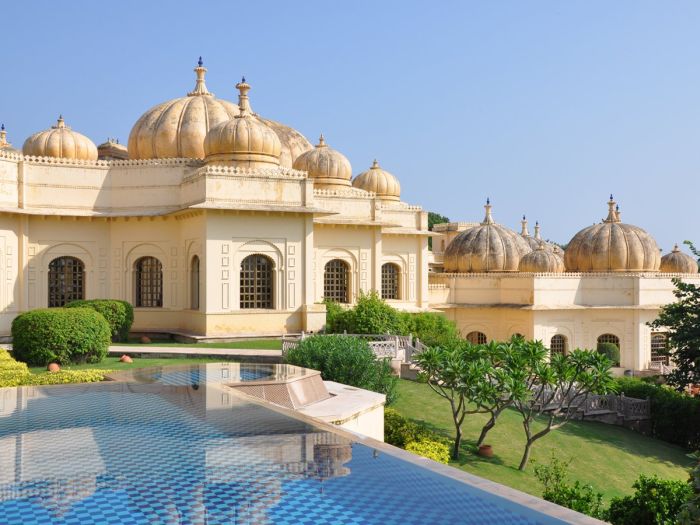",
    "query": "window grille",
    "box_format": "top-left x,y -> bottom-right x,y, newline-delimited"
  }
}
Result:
381,263 -> 400,300
324,259 -> 349,303
135,257 -> 163,308
597,333 -> 620,348
550,334 -> 567,355
650,334 -> 669,365
466,331 -> 487,344
240,255 -> 273,309
190,255 -> 200,310
48,256 -> 85,307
